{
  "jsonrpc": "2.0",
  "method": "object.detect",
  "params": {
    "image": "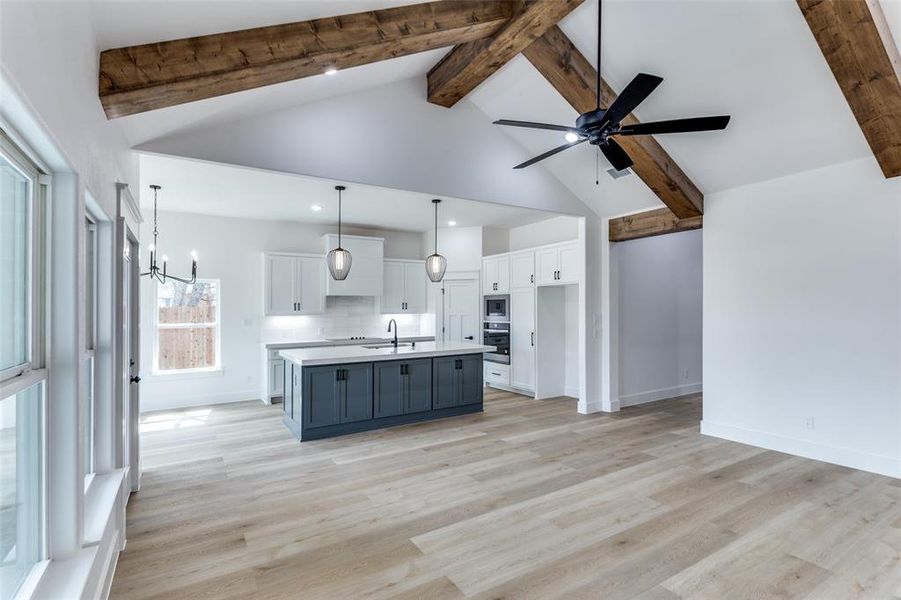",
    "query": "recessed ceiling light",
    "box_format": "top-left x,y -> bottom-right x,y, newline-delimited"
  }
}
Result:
447,220 -> 457,227
324,68 -> 338,76
311,204 -> 323,212
564,132 -> 580,143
